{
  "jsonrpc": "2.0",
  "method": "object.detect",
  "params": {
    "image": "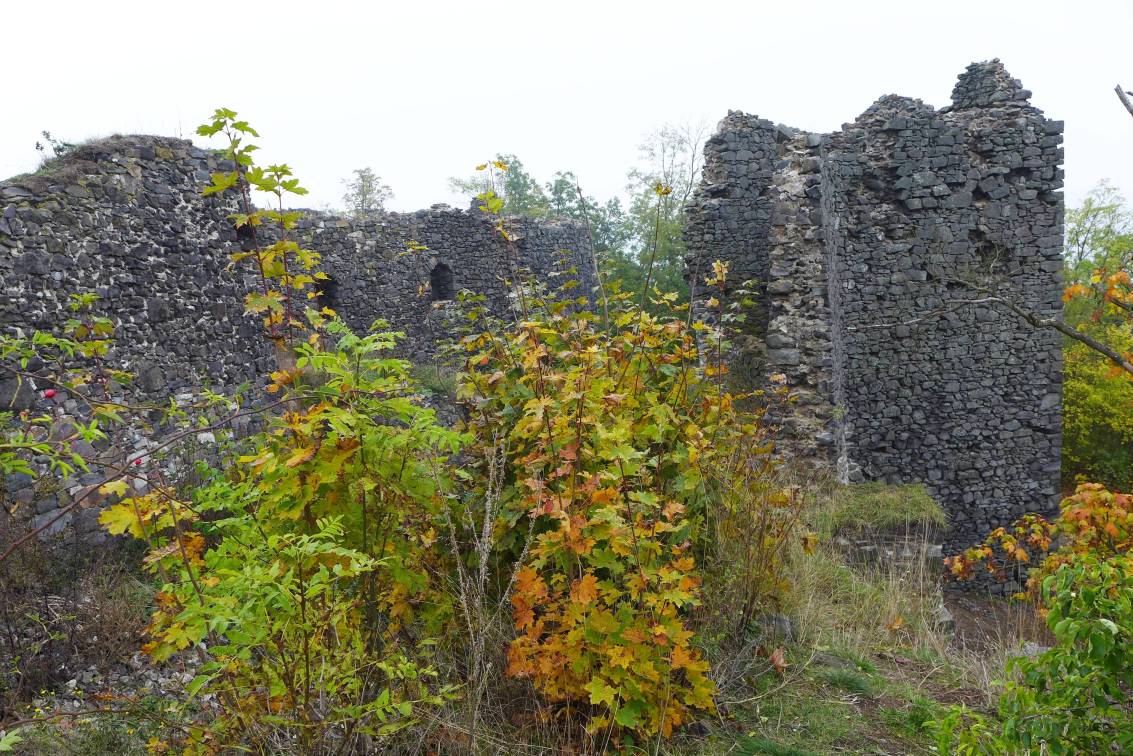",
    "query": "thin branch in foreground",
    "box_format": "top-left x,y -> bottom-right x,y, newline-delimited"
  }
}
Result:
1115,84 -> 1133,120
0,395 -> 296,564
852,293 -> 1133,378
